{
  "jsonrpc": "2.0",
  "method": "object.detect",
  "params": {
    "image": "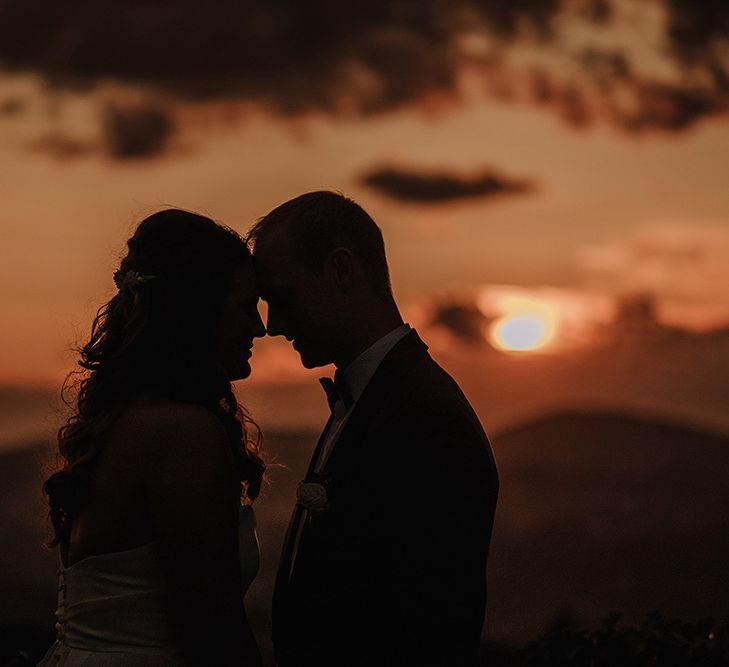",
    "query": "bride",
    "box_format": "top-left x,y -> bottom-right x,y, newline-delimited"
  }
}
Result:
39,209 -> 266,665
